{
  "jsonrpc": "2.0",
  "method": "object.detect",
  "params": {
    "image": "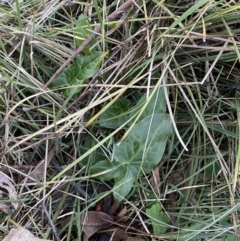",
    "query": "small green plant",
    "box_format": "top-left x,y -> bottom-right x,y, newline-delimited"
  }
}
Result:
50,14 -> 104,97
74,15 -> 97,54
146,203 -> 170,235
49,51 -> 104,97
91,88 -> 172,201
